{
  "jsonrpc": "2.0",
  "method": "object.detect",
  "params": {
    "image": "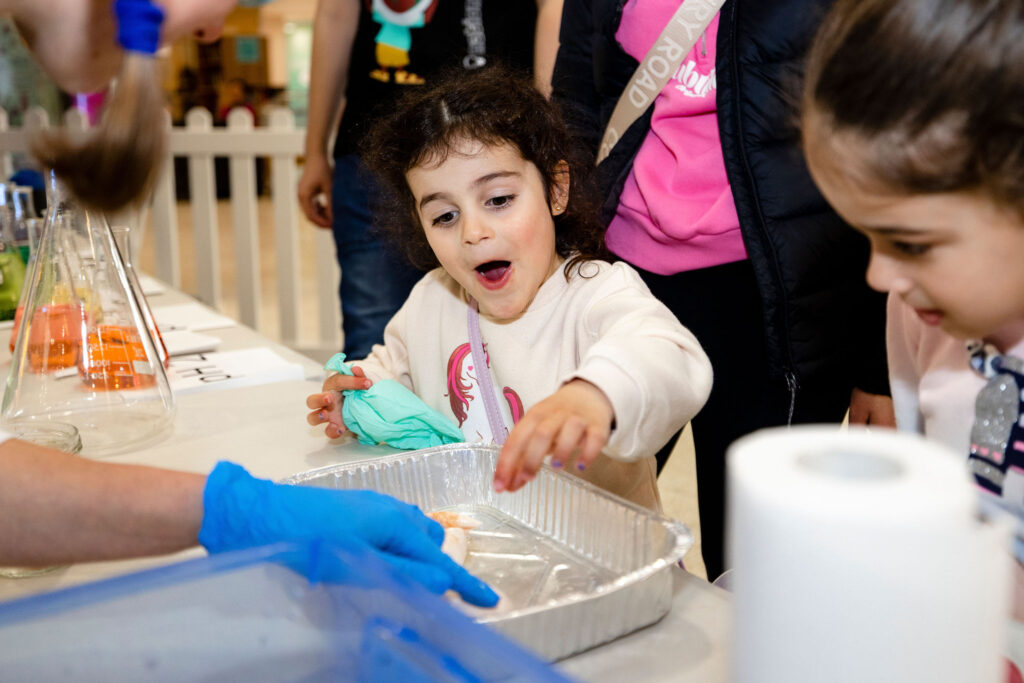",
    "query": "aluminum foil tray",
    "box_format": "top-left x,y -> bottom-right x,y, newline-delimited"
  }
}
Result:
284,444 -> 693,661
